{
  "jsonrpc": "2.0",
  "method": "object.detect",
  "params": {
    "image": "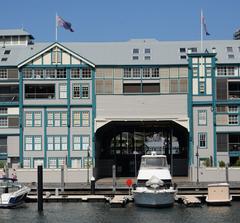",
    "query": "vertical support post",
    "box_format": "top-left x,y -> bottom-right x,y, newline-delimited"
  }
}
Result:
196,146 -> 199,184
170,127 -> 173,176
61,165 -> 64,192
112,164 -> 116,194
225,164 -> 229,183
37,165 -> 43,212
91,176 -> 95,195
